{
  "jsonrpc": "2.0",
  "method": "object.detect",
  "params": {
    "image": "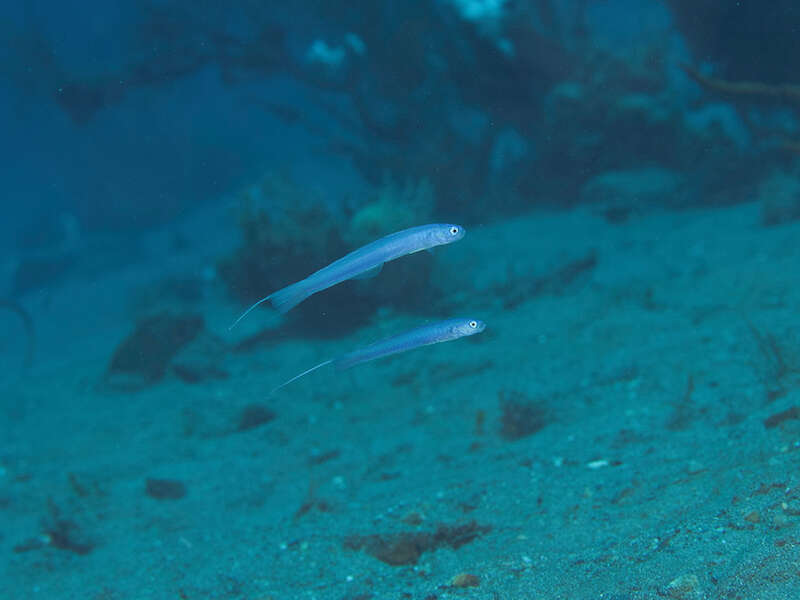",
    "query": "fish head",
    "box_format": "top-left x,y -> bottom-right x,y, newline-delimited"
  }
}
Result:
452,318 -> 486,338
432,223 -> 466,245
